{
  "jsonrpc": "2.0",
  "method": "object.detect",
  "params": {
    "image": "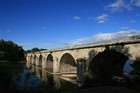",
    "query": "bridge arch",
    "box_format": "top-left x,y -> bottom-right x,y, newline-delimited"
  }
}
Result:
109,45 -> 131,58
30,55 -> 33,64
59,53 -> 77,74
87,50 -> 133,85
39,55 -> 43,67
33,55 -> 37,65
46,54 -> 53,72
